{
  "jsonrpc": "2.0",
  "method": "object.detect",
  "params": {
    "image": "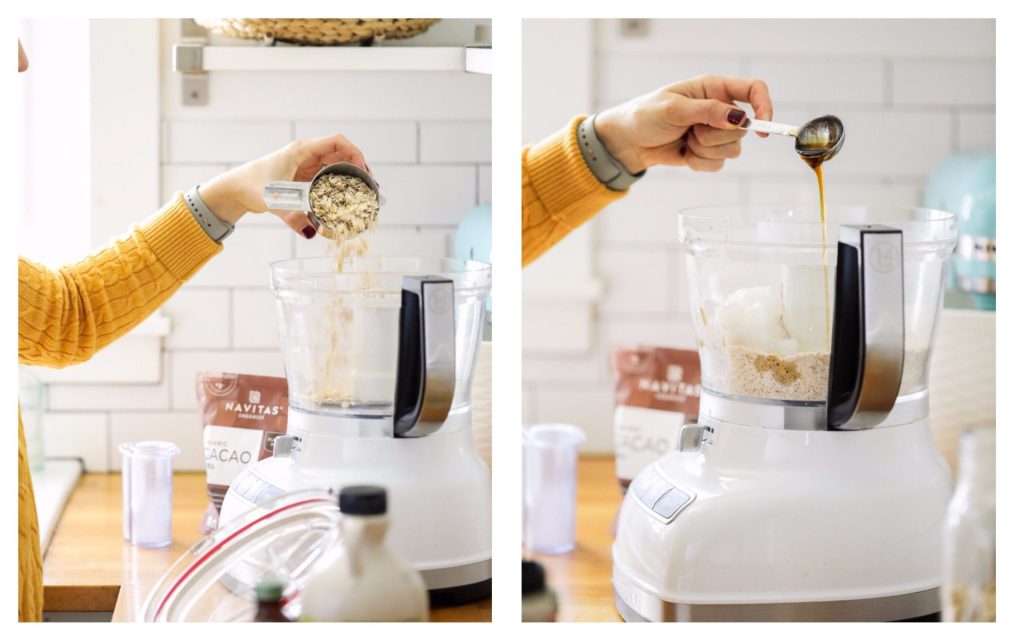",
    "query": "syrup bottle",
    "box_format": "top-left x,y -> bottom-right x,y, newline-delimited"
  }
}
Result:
299,486 -> 428,622
252,579 -> 292,622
